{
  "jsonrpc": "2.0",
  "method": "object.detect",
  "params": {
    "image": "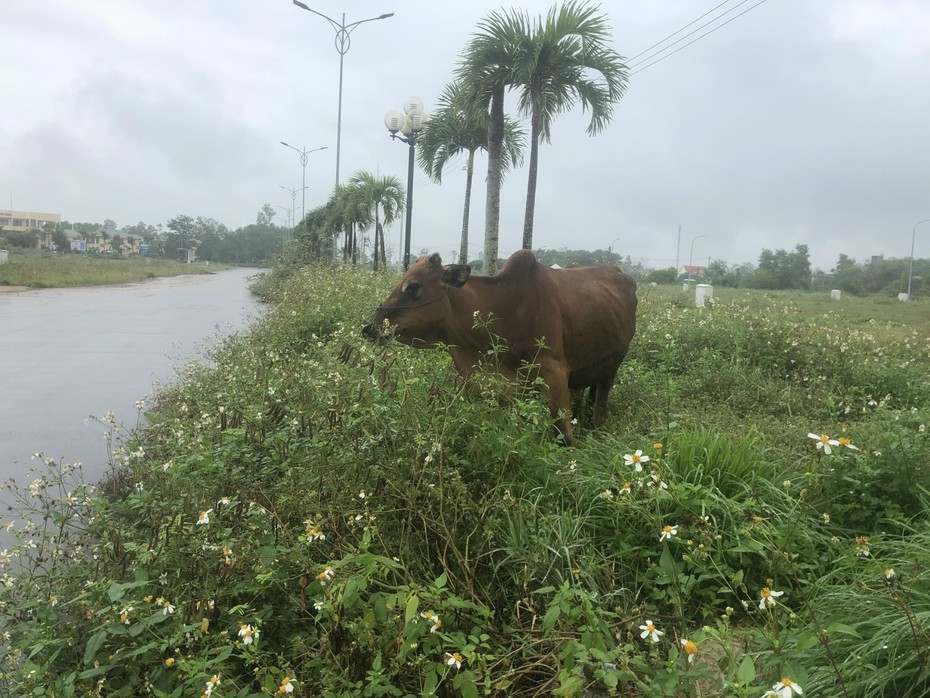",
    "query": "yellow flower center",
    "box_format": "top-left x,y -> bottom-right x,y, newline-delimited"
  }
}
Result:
838,437 -> 850,446
781,678 -> 794,687
653,443 -> 663,450
760,587 -> 772,599
683,640 -> 697,655
663,525 -> 673,534
632,454 -> 641,463
819,434 -> 830,443
646,623 -> 656,632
